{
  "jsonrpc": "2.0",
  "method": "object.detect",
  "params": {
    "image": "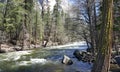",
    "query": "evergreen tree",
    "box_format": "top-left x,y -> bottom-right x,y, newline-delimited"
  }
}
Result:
52,0 -> 66,44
